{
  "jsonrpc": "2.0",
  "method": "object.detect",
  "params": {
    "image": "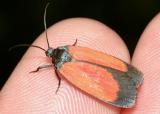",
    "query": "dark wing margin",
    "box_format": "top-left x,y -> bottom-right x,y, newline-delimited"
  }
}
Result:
107,63 -> 143,108
60,59 -> 143,108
